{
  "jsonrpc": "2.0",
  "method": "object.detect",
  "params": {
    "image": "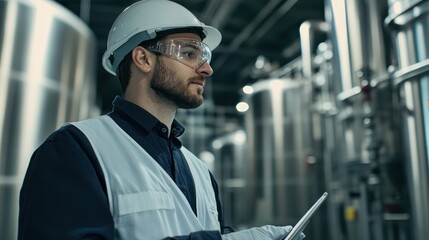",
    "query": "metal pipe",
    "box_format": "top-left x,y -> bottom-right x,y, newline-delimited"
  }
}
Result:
386,1 -> 429,238
80,0 -> 91,24
299,20 -> 330,80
